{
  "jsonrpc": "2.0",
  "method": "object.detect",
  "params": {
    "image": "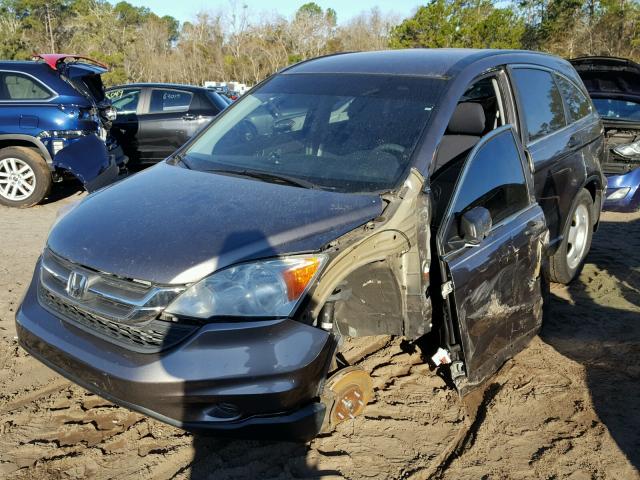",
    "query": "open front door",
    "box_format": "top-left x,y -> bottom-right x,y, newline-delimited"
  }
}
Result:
435,126 -> 547,393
